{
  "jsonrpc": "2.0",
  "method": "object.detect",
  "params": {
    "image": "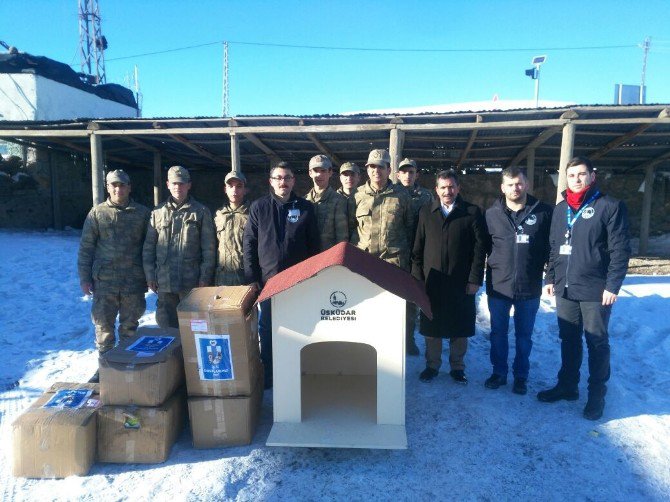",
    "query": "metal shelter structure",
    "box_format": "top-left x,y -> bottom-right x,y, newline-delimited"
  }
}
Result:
1,104 -> 669,253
